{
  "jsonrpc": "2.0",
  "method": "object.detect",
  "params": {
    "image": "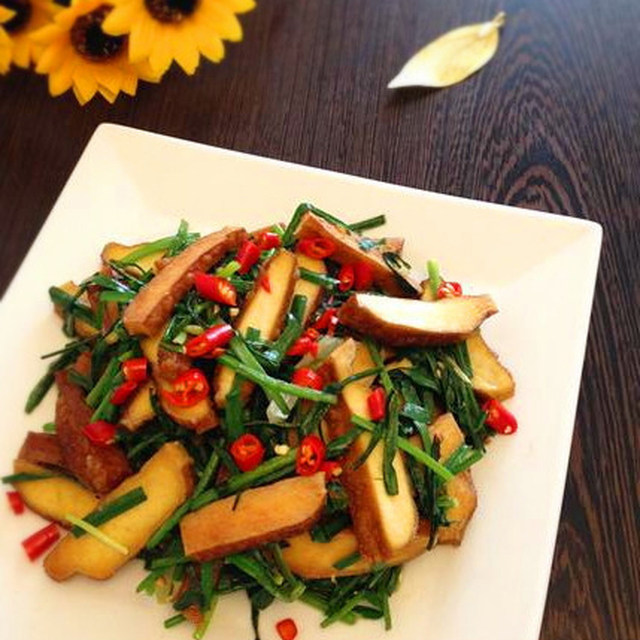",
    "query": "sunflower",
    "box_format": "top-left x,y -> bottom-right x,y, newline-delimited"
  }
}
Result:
31,0 -> 161,104
102,0 -> 255,76
0,5 -> 13,73
0,0 -> 59,68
